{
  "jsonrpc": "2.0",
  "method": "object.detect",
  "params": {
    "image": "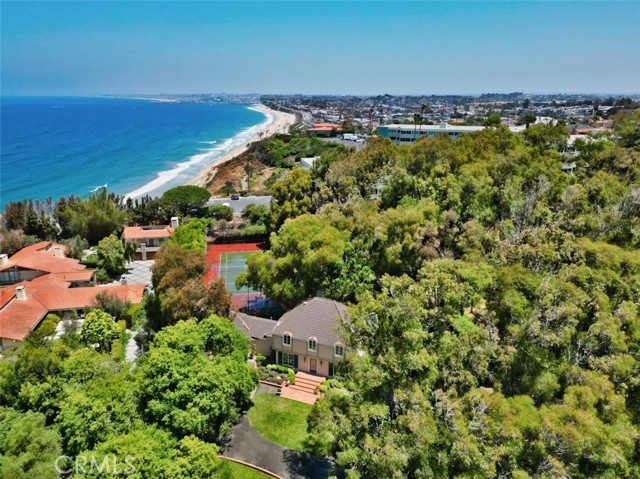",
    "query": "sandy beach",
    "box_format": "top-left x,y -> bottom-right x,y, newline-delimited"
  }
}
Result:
190,104 -> 296,189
